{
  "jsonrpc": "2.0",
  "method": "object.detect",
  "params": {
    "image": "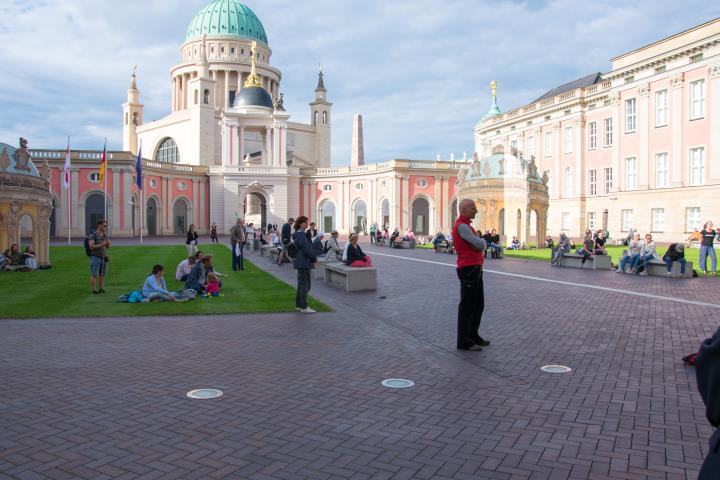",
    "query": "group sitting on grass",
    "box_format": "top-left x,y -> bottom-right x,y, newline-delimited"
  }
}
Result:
0,244 -> 38,271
